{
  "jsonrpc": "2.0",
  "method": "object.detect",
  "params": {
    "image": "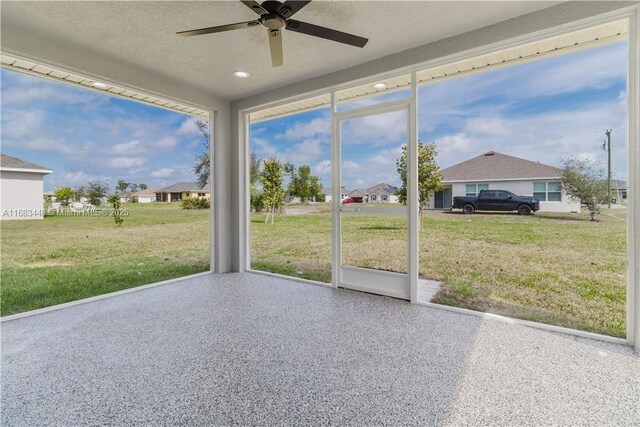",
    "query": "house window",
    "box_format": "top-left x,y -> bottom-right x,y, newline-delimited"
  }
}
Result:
371,195 -> 377,201
533,182 -> 561,202
465,183 -> 489,196
382,195 -> 388,201
198,193 -> 206,197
